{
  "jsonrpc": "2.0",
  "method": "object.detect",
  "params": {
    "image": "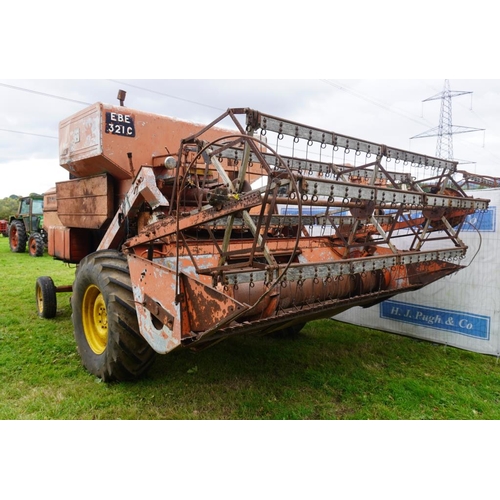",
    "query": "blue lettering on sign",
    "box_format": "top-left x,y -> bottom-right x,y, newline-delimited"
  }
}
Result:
280,207 -> 496,231
380,300 -> 490,340
461,206 -> 496,232
402,207 -> 495,232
